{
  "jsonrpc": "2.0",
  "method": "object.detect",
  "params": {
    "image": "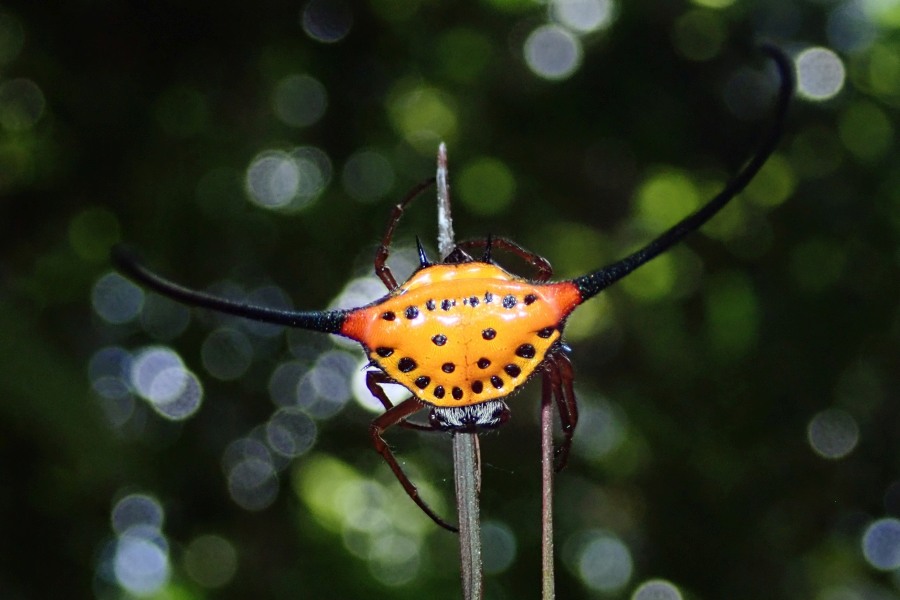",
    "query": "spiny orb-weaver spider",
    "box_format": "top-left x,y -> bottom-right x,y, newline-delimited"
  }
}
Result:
112,49 -> 793,533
